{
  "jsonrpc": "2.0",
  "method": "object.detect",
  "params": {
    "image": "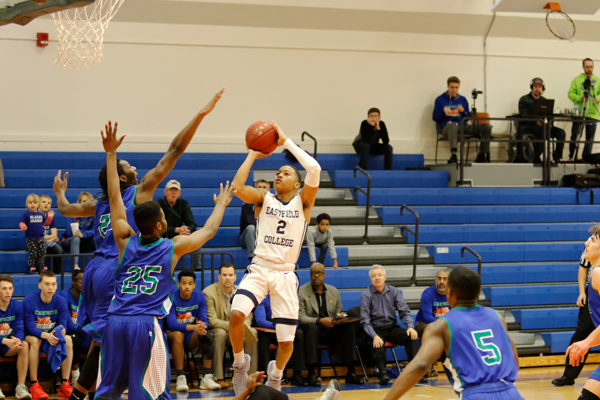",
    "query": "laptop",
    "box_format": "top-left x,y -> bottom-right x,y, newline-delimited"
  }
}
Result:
531,99 -> 555,116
